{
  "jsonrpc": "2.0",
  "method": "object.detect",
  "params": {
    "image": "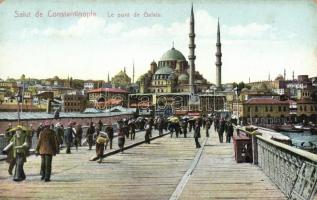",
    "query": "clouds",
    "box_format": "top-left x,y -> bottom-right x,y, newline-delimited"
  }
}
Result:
226,23 -> 271,38
1,8 -> 314,84
21,17 -> 124,39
